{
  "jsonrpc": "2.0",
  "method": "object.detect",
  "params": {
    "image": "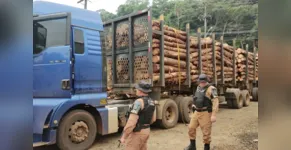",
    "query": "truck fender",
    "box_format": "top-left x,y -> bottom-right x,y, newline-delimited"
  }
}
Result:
48,94 -> 107,129
33,99 -> 67,134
